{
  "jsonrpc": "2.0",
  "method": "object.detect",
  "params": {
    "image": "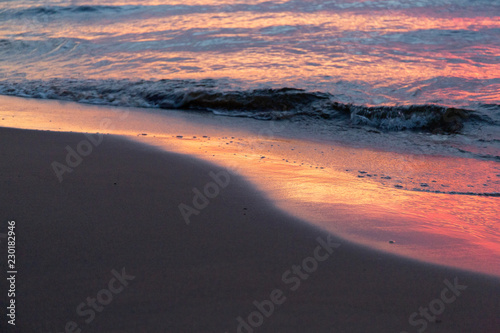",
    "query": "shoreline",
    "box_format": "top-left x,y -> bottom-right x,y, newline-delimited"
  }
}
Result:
1,95 -> 499,277
1,1 -> 499,330
0,126 -> 499,332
